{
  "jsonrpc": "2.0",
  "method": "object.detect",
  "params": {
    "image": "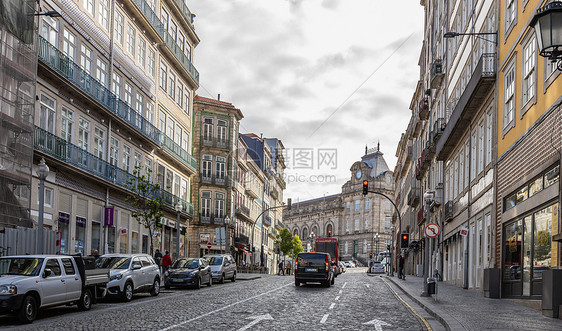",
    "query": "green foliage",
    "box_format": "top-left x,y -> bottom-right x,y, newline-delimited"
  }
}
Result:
290,235 -> 304,260
124,166 -> 164,255
275,228 -> 294,257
